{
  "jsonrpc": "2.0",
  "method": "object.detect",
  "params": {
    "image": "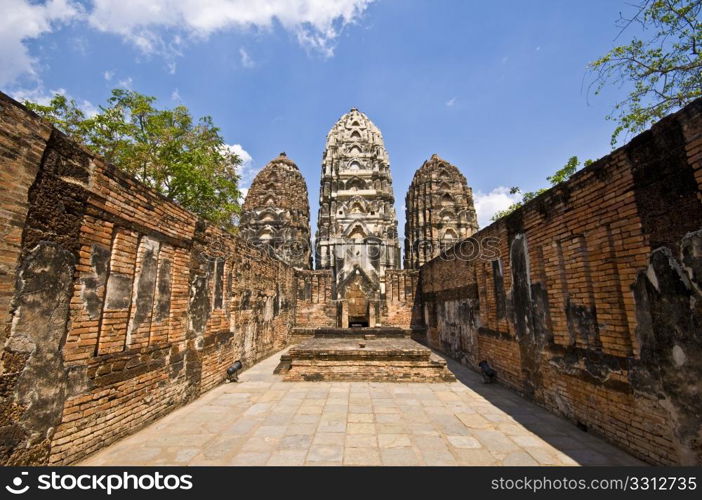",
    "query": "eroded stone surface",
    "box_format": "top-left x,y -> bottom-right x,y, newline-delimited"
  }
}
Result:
239,153 -> 312,269
315,109 -> 401,327
404,154 -> 479,269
